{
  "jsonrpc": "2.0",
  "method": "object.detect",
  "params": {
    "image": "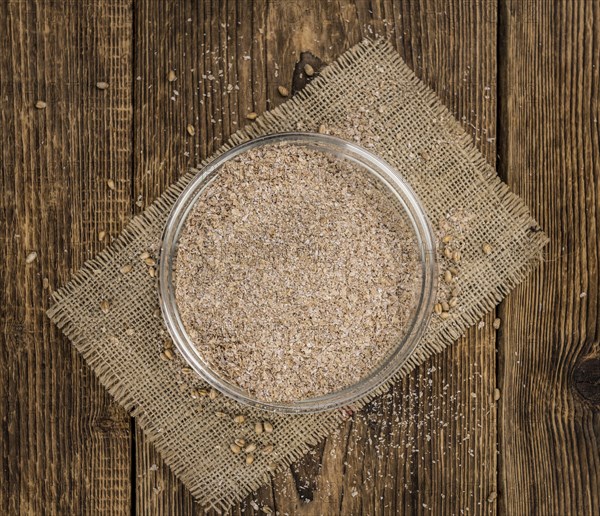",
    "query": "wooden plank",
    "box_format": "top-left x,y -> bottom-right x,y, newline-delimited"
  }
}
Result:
133,1 -> 498,514
264,1 -> 498,515
0,0 -> 133,514
132,0 -> 270,513
498,0 -> 600,514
